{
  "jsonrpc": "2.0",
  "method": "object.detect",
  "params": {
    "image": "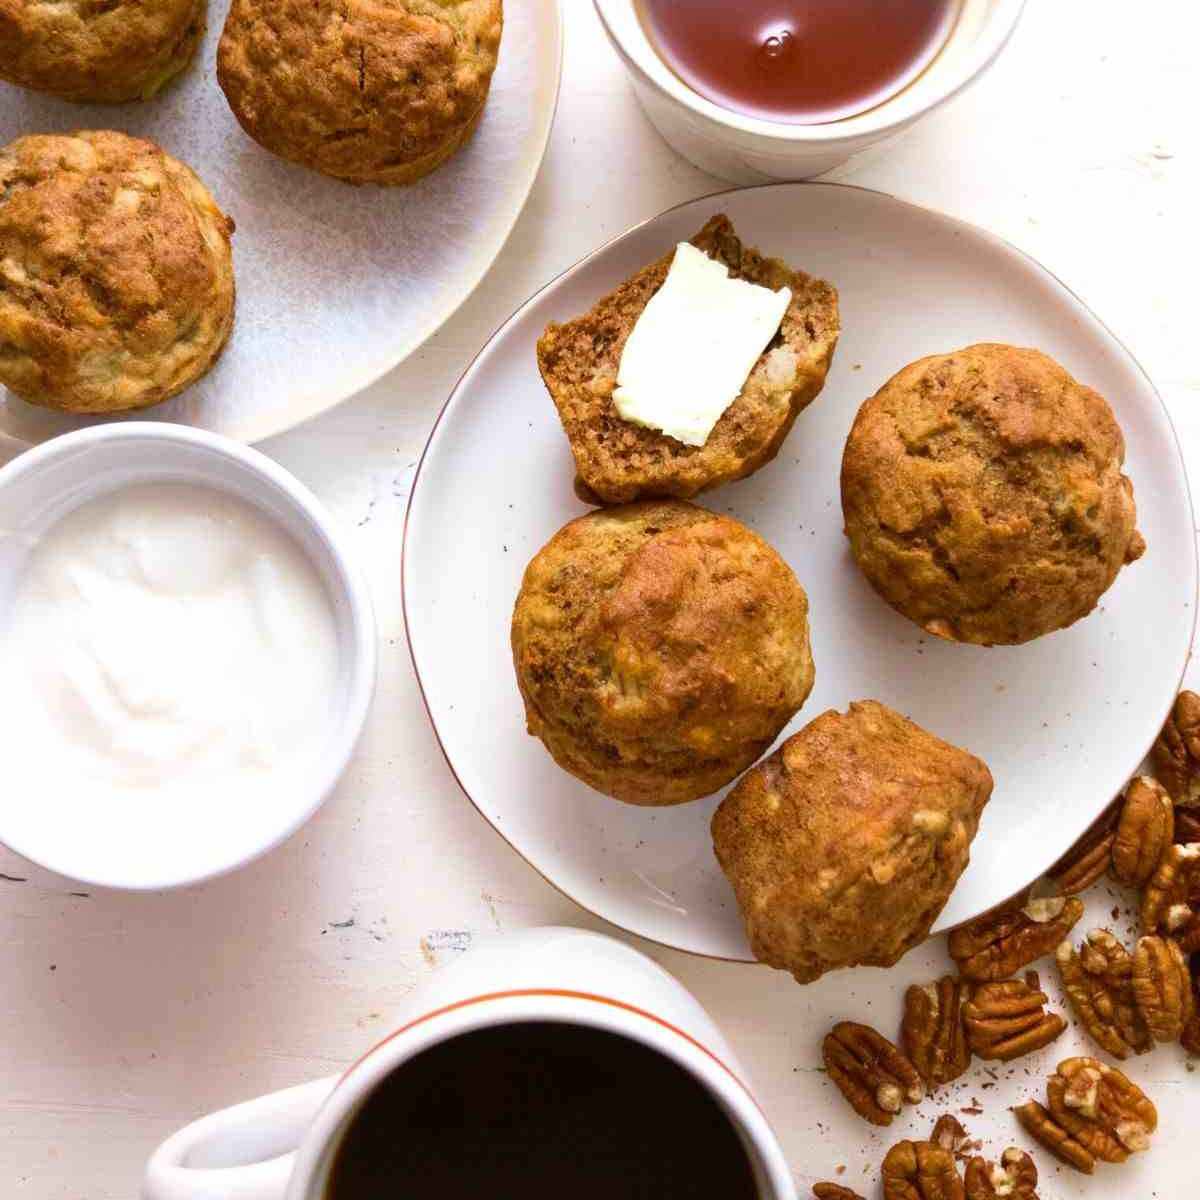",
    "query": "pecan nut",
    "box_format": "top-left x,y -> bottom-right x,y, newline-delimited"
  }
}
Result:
1141,842 -> 1200,954
881,1140 -> 965,1200
902,977 -> 971,1088
930,1114 -> 971,1159
1014,1100 -> 1095,1175
963,1149 -> 1039,1200
1045,1056 -> 1157,1164
1047,807 -> 1117,895
963,972 -> 1066,1061
1132,934 -> 1194,1042
1151,689 -> 1200,804
948,897 -> 1083,981
1112,776 -> 1174,887
822,1021 -> 925,1126
1175,807 -> 1200,845
1055,930 -> 1151,1059
1183,953 -> 1200,1055
813,1185 -> 865,1200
